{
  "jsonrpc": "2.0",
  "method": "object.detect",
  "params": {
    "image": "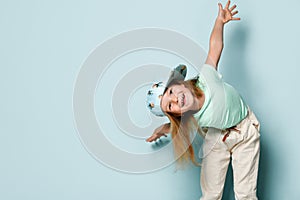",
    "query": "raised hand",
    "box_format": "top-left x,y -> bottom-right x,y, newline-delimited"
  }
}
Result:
217,0 -> 240,24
